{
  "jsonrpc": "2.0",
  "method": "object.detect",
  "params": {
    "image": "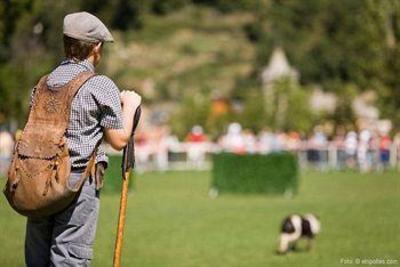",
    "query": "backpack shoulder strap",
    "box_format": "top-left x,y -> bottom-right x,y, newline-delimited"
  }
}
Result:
62,71 -> 96,125
66,71 -> 96,101
65,71 -> 99,189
